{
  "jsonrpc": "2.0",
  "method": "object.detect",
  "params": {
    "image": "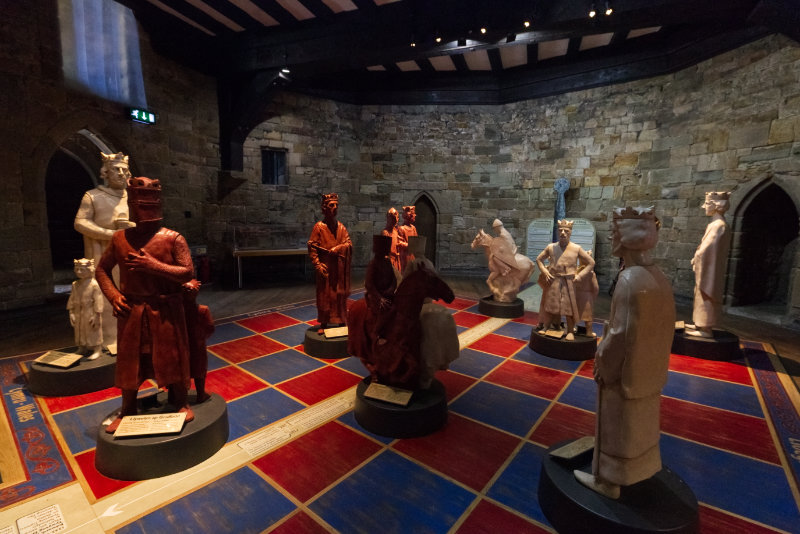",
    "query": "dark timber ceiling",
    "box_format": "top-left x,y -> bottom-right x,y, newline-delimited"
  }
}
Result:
114,0 -> 800,170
